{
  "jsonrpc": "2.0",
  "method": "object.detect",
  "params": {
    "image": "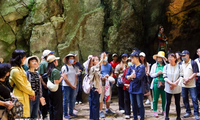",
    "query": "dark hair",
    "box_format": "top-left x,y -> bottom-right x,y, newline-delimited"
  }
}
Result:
28,57 -> 38,64
0,63 -> 11,79
168,53 -> 177,63
10,50 -> 26,67
47,61 -> 56,77
140,56 -> 147,67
